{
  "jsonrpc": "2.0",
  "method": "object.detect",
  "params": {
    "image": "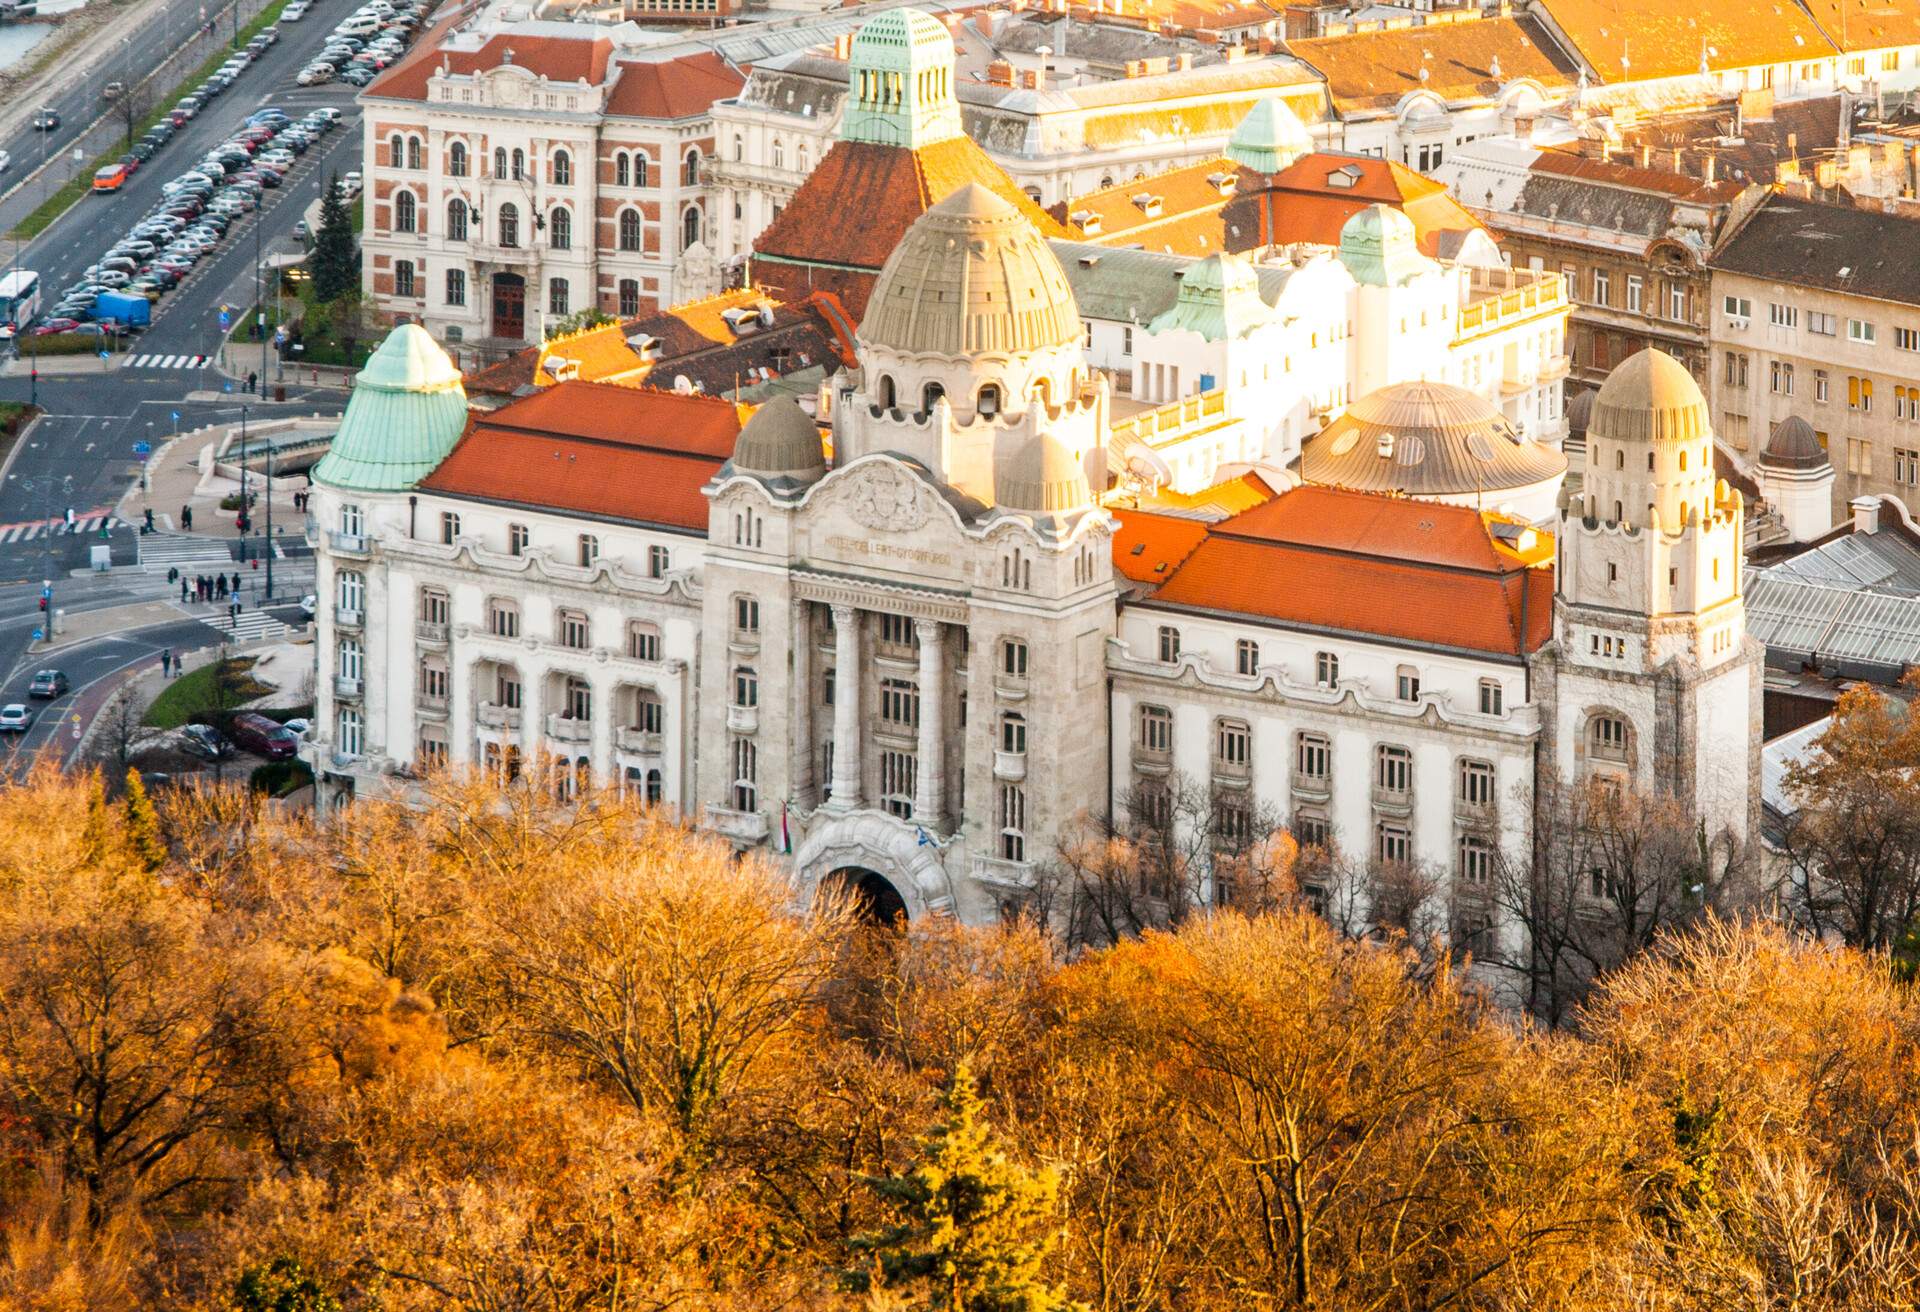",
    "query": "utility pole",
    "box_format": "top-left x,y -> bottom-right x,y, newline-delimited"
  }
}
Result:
255,210 -> 267,396
264,440 -> 274,598
237,405 -> 249,561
